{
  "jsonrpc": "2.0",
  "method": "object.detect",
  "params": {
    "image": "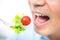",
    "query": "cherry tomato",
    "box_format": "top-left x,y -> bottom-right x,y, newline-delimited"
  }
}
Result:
21,16 -> 31,25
